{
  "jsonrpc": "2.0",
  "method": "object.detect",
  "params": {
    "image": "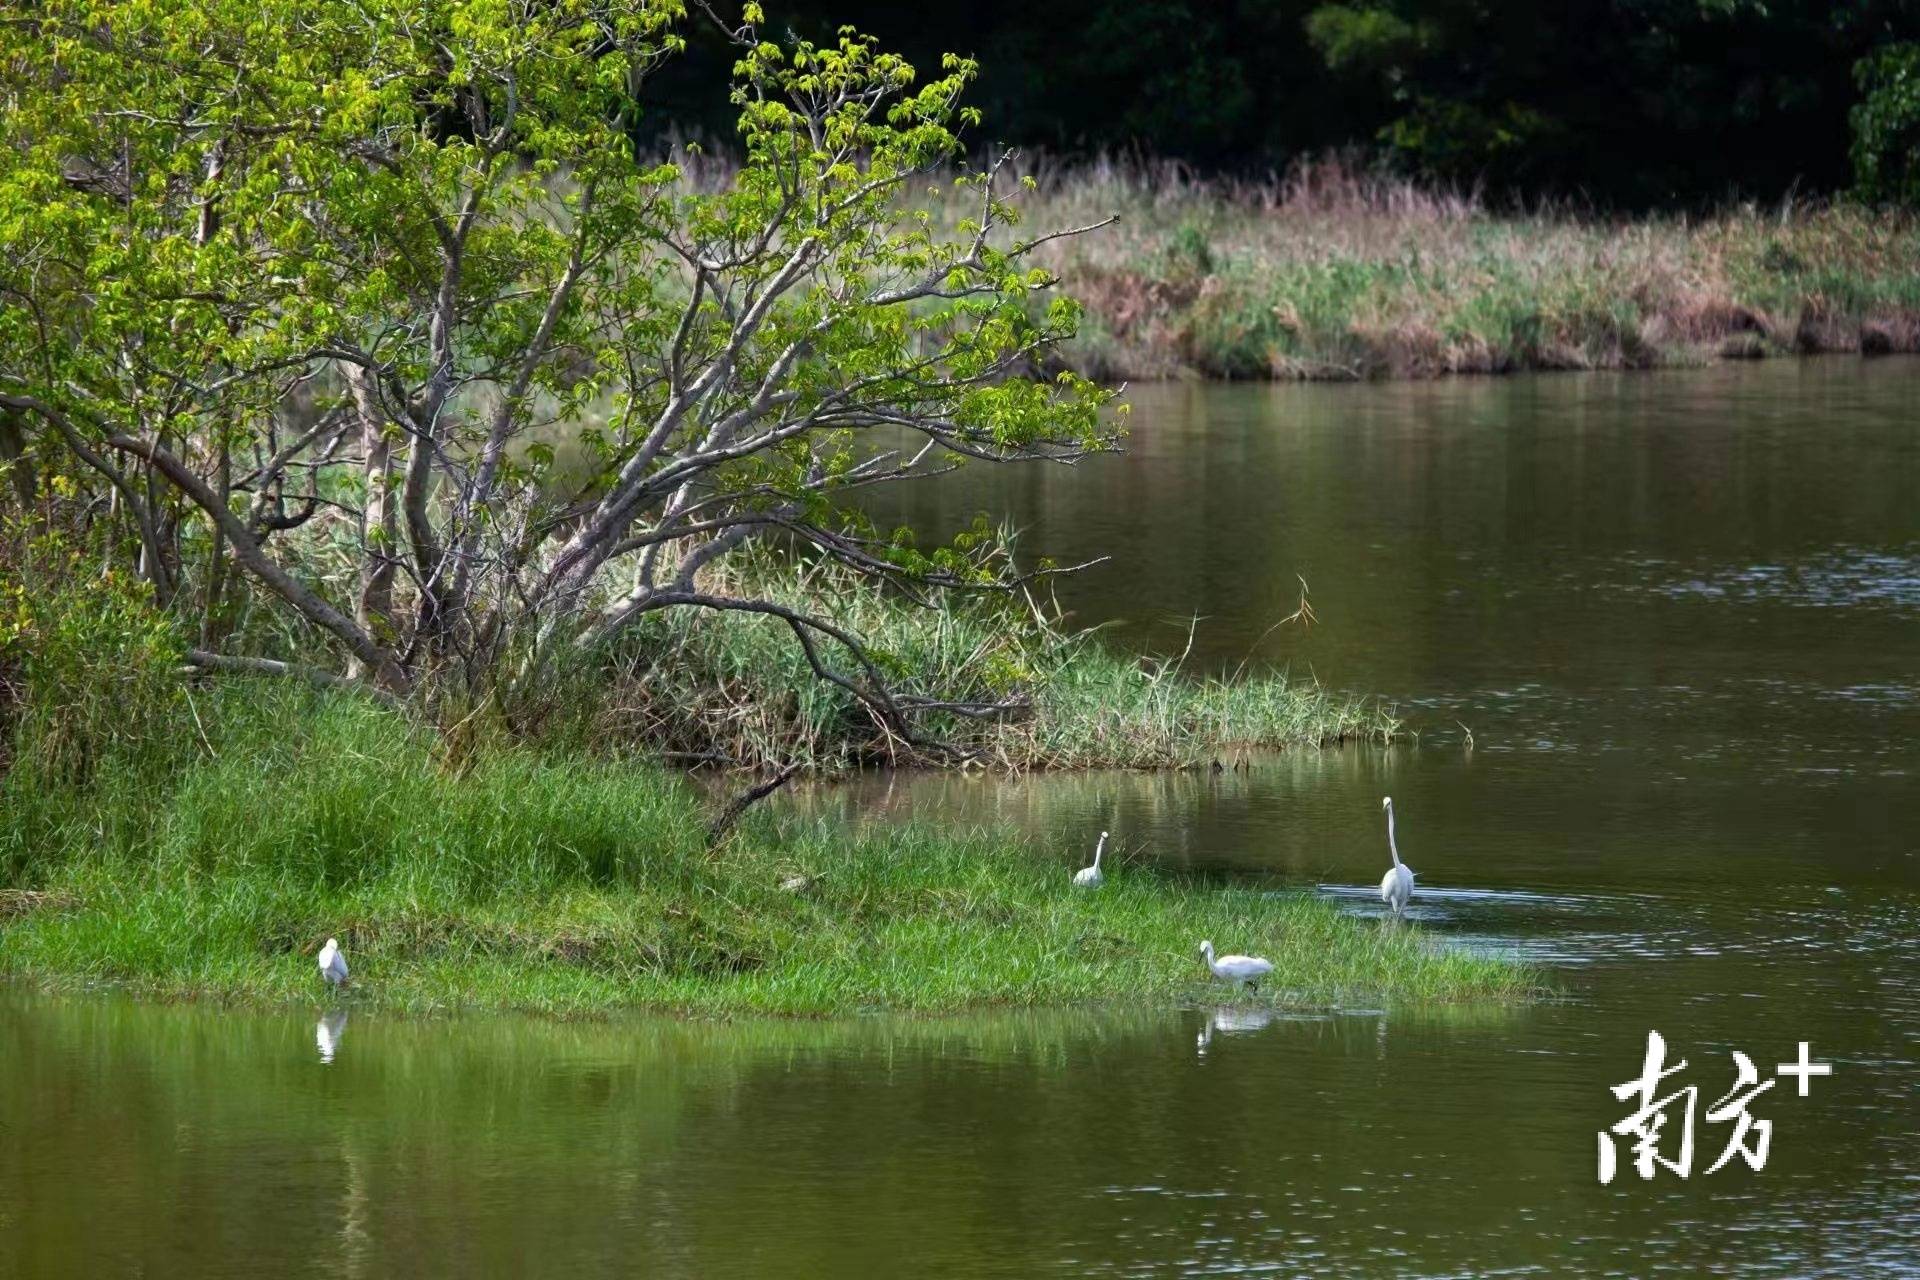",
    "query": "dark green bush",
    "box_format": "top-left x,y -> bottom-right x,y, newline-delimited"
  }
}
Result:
1853,43 -> 1920,207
